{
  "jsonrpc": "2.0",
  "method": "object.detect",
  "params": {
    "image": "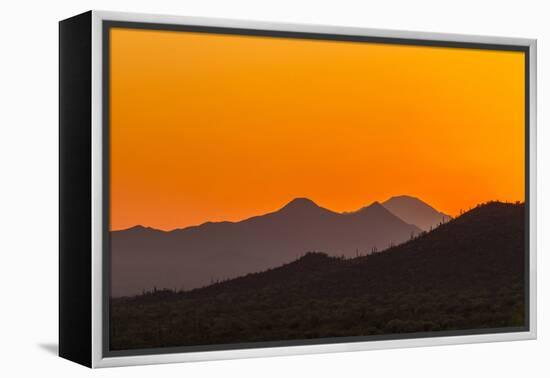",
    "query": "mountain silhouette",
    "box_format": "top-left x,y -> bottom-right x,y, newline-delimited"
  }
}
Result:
111,197 -> 421,296
188,201 -> 523,298
278,197 -> 330,213
110,202 -> 525,350
382,195 -> 451,231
